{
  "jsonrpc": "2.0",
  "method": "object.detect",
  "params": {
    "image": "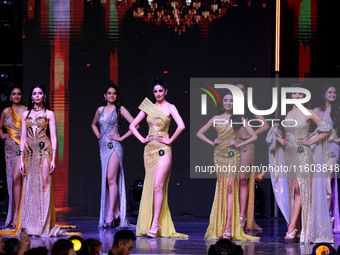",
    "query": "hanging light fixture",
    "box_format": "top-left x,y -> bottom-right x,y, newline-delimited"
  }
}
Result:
126,0 -> 233,34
